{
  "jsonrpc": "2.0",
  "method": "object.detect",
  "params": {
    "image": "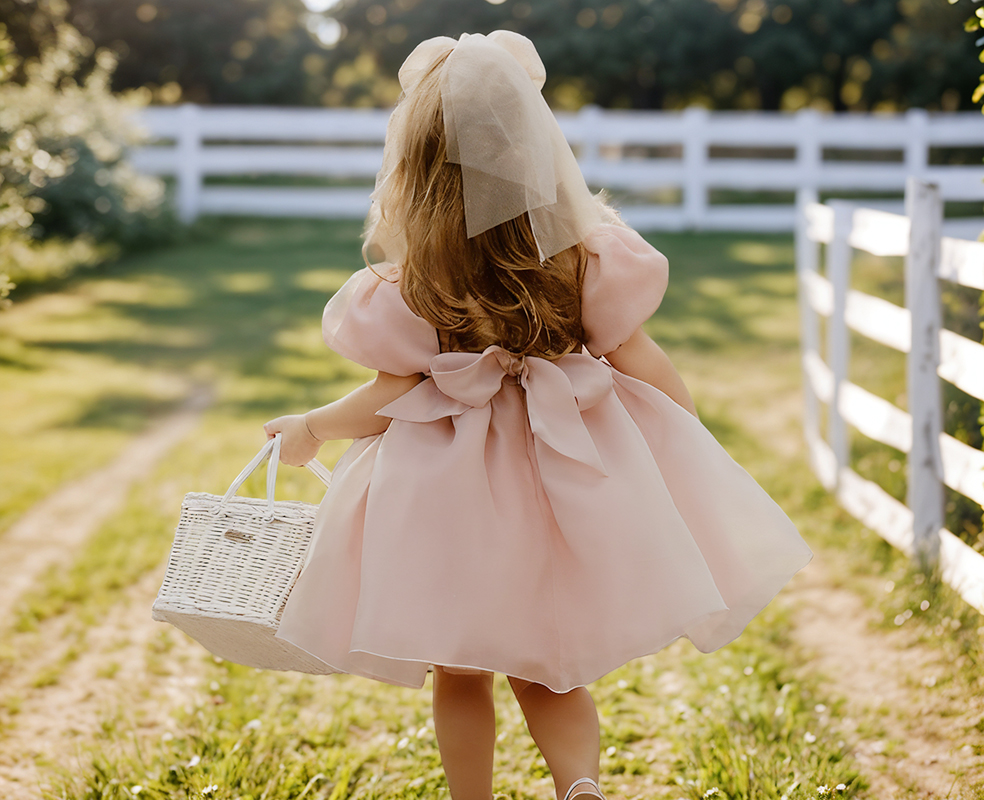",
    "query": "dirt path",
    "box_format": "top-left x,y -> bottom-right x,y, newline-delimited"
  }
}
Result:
0,390 -> 212,800
7,543 -> 979,800
0,571 -> 207,799
2,363 -> 982,798
690,356 -> 984,799
785,552 -> 984,799
0,390 -> 210,624
0,387 -> 211,624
